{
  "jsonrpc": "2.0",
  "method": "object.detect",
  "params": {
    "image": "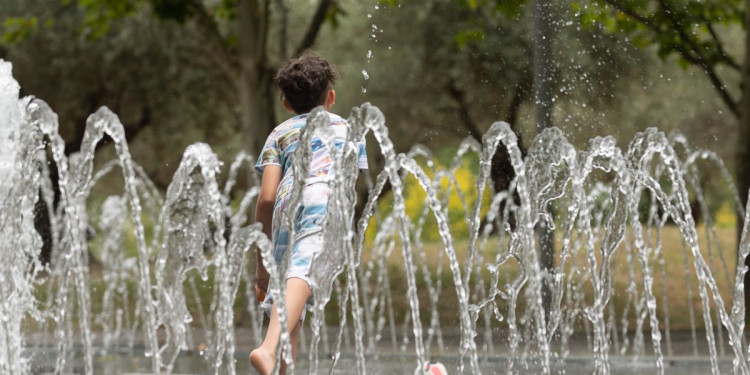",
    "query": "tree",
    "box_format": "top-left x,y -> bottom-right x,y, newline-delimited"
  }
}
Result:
2,0 -> 241,265
581,0 -> 750,318
3,0 -> 344,266
362,1 -> 660,328
63,0 -> 343,156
